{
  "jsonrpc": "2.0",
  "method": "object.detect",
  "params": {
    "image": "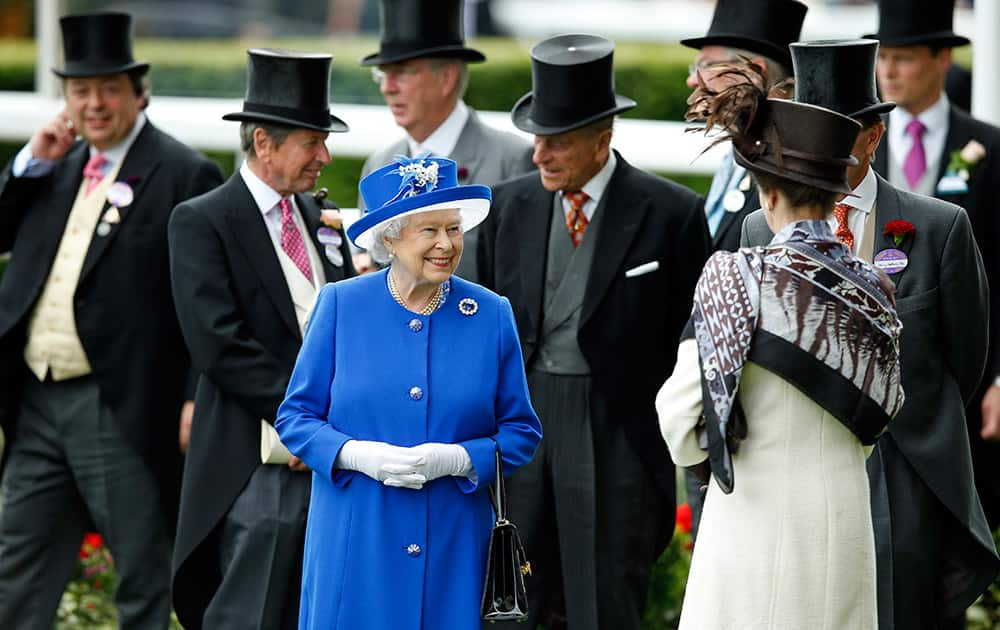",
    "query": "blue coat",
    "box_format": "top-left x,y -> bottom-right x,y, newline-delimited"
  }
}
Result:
276,270 -> 542,630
